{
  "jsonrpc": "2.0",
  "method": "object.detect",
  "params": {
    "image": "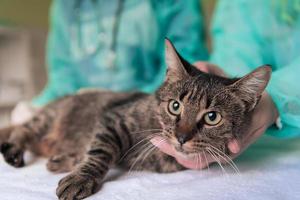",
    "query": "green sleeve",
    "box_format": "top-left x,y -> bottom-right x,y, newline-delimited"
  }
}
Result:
210,0 -> 300,137
266,57 -> 300,138
141,0 -> 208,93
32,0 -> 79,106
210,0 -> 267,76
